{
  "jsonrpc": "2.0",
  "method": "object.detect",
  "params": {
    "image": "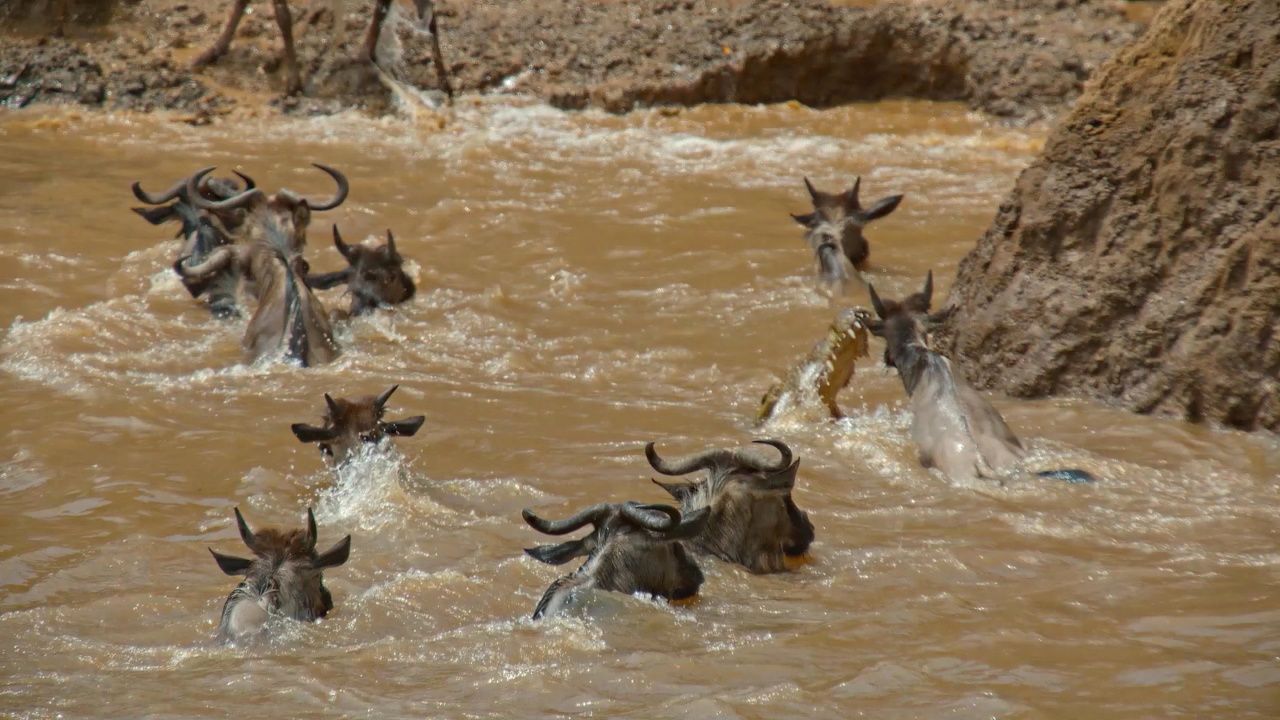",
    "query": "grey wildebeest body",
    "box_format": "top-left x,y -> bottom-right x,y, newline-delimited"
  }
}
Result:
522,502 -> 709,619
306,226 -> 416,317
644,439 -> 815,574
867,273 -> 1094,484
209,507 -> 351,643
132,170 -> 256,318
791,177 -> 903,290
174,165 -> 348,366
291,384 -> 425,466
